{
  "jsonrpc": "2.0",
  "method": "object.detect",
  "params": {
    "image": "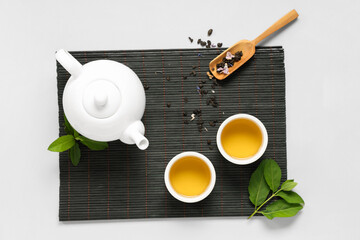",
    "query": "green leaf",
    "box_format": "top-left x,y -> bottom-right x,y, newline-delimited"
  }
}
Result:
248,160 -> 271,208
264,159 -> 282,192
48,135 -> 75,152
69,142 -> 81,166
281,180 -> 298,191
261,199 -> 303,220
77,136 -> 108,150
277,191 -> 304,205
64,115 -> 74,135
